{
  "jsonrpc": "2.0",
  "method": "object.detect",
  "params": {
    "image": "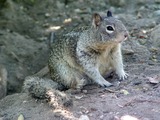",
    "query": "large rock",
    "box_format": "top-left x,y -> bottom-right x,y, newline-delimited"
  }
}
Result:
0,30 -> 48,93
